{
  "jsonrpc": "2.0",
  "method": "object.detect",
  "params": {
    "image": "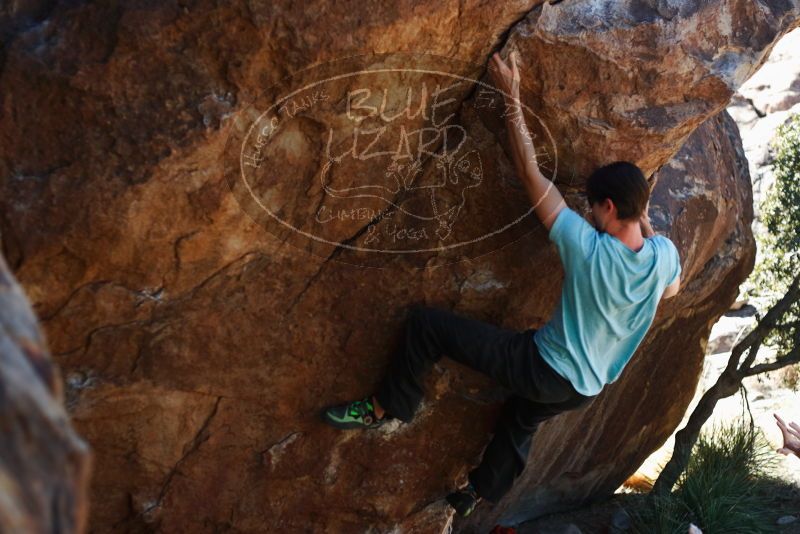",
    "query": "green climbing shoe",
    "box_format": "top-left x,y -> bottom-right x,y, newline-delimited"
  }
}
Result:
446,482 -> 482,517
322,396 -> 388,430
